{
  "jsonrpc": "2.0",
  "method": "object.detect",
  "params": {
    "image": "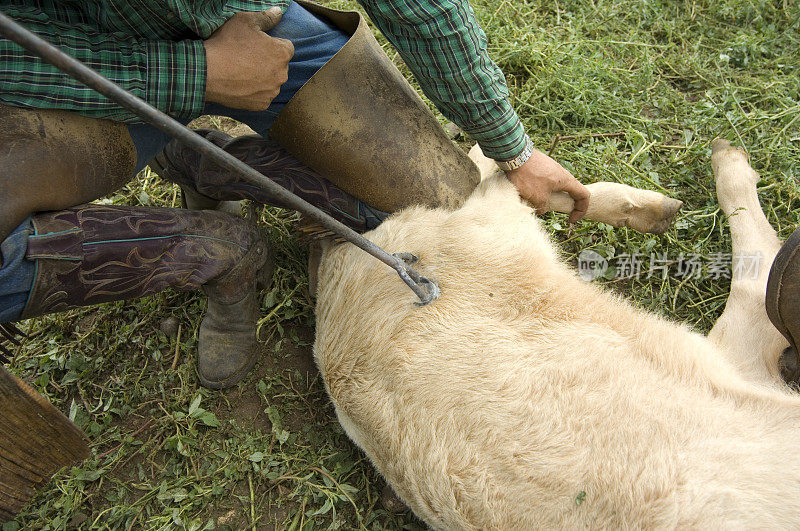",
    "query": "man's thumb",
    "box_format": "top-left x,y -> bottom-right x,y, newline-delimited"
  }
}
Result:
251,7 -> 283,32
